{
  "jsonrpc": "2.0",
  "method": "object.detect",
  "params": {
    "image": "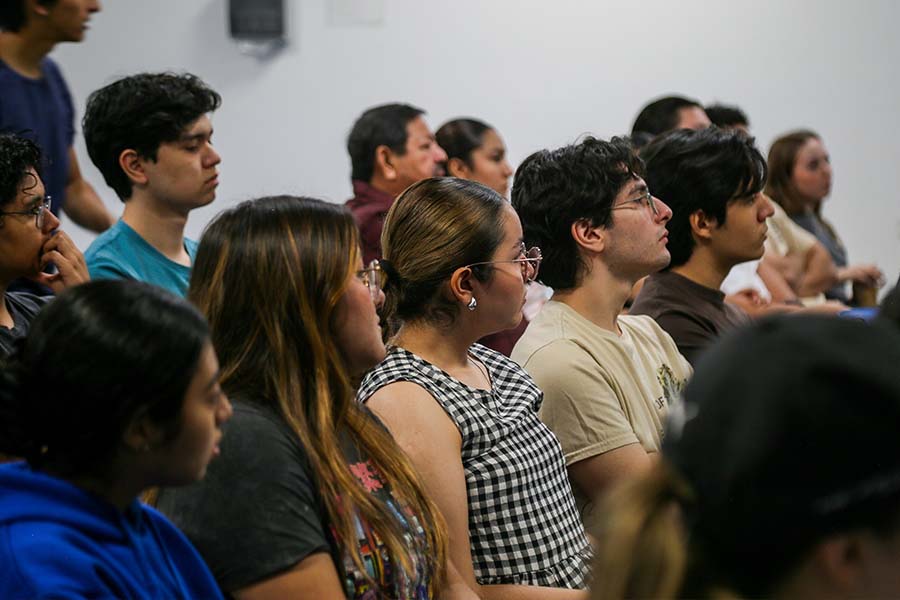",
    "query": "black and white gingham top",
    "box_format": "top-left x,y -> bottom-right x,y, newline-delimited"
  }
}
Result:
357,343 -> 592,588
